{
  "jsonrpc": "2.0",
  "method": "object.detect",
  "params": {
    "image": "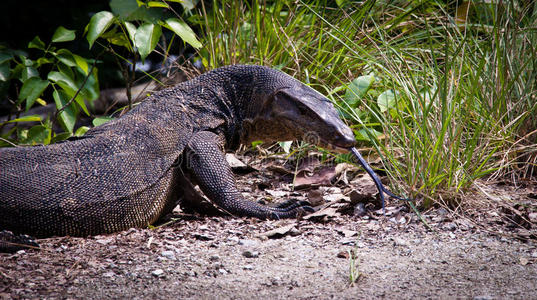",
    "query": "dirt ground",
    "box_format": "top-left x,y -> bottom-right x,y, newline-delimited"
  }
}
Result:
1,153 -> 537,299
